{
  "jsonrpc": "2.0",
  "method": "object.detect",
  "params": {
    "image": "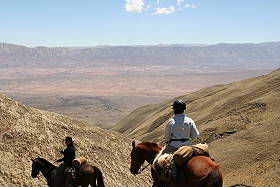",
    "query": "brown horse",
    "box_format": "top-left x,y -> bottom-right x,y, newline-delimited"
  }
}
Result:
130,141 -> 223,187
31,157 -> 104,187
